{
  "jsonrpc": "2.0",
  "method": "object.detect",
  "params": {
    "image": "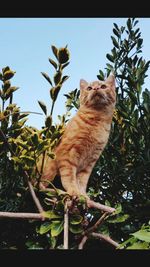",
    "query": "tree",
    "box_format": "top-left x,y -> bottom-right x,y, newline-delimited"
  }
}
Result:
0,18 -> 150,249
